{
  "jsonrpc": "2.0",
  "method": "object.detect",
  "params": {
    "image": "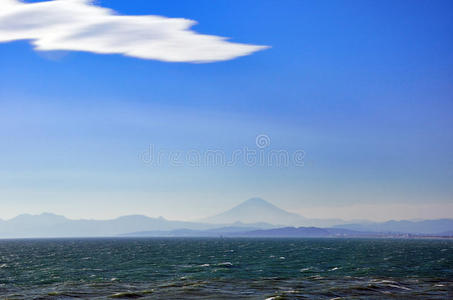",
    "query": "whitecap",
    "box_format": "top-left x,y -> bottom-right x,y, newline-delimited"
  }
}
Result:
388,284 -> 411,291
217,262 -> 233,267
